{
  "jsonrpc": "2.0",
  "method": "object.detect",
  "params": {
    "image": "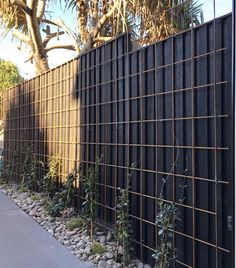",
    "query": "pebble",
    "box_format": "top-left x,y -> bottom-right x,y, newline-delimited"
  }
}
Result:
48,229 -> 54,235
98,260 -> 107,268
136,261 -> 144,268
106,252 -> 114,259
106,231 -> 112,242
99,235 -> 106,243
